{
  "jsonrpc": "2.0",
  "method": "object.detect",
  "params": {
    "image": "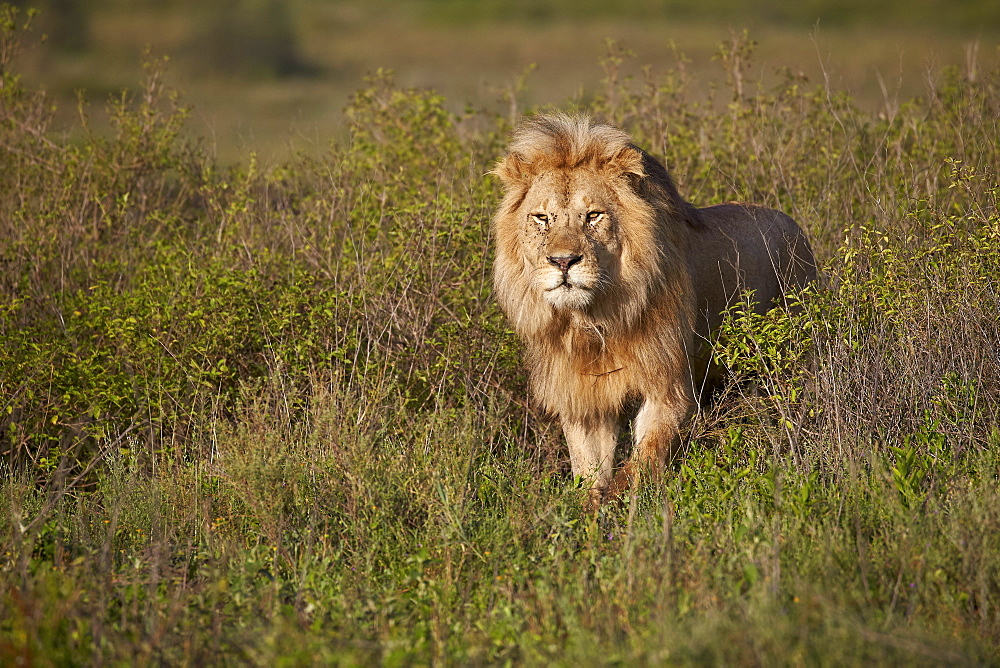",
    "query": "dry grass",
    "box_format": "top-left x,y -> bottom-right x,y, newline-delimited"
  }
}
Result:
16,1 -> 1000,162
2,4 -> 1000,663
